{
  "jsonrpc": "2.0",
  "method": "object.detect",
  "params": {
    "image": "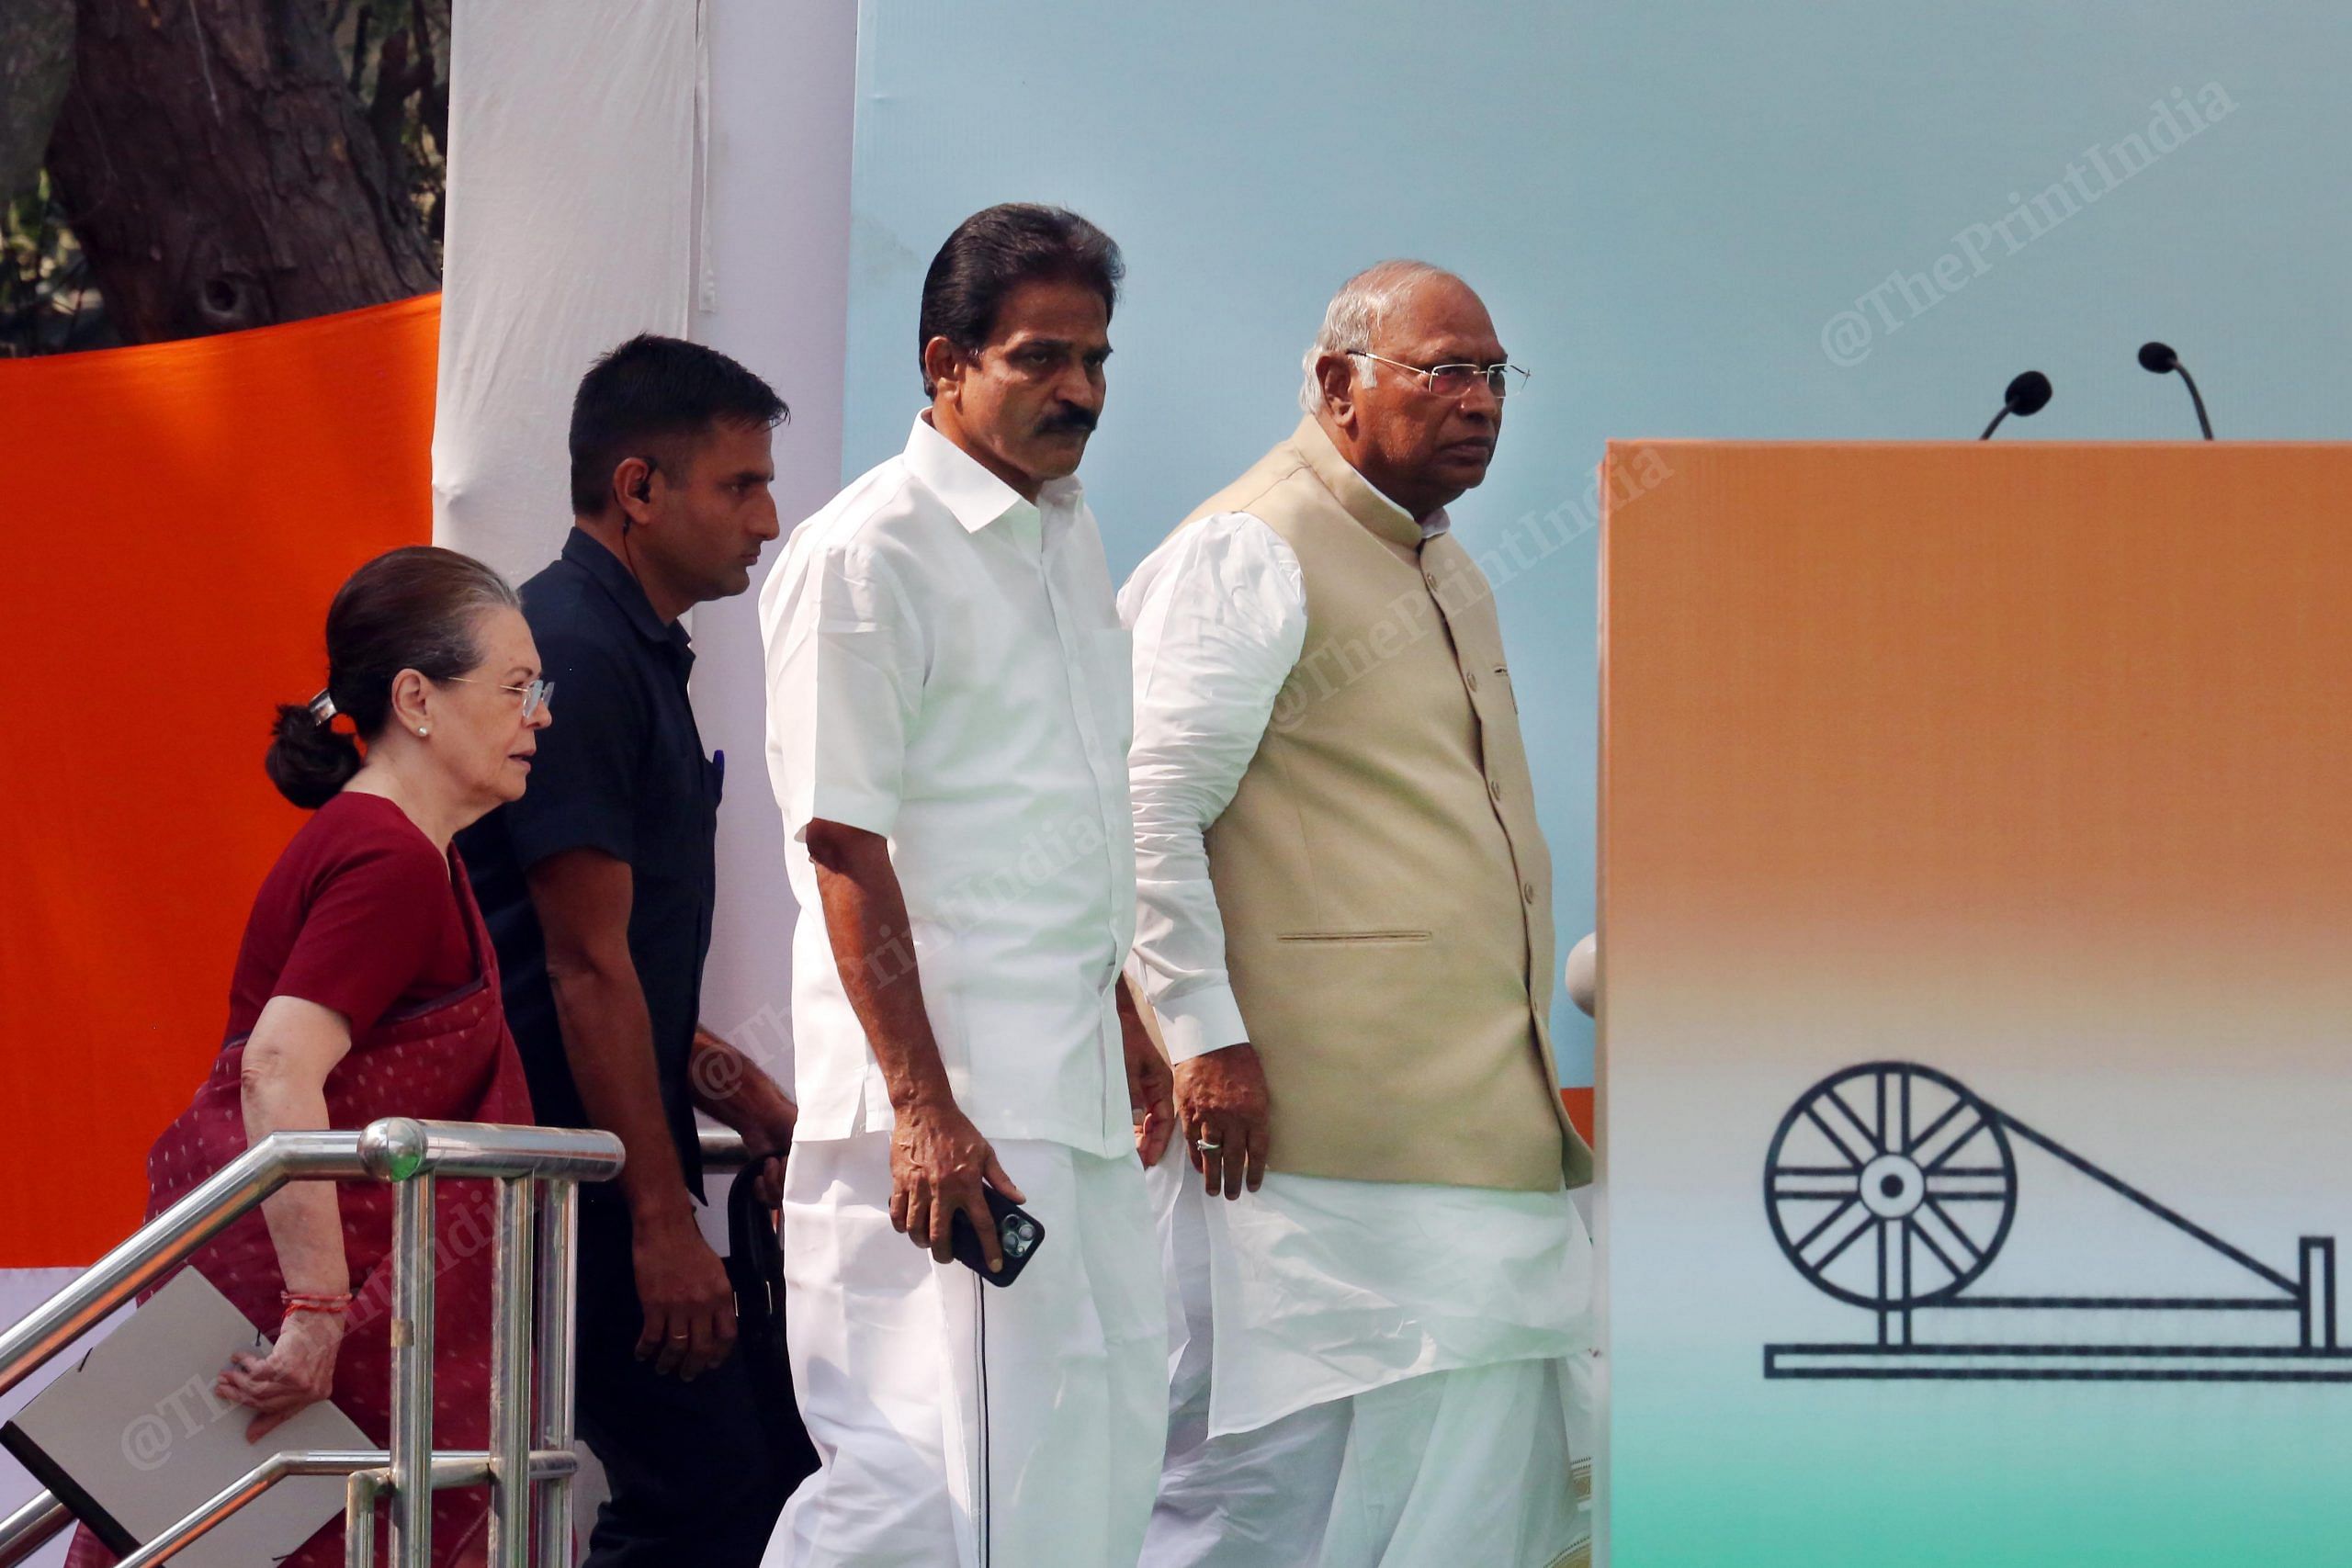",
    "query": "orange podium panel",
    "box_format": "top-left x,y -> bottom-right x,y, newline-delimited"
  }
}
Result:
1599,443 -> 2352,1567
